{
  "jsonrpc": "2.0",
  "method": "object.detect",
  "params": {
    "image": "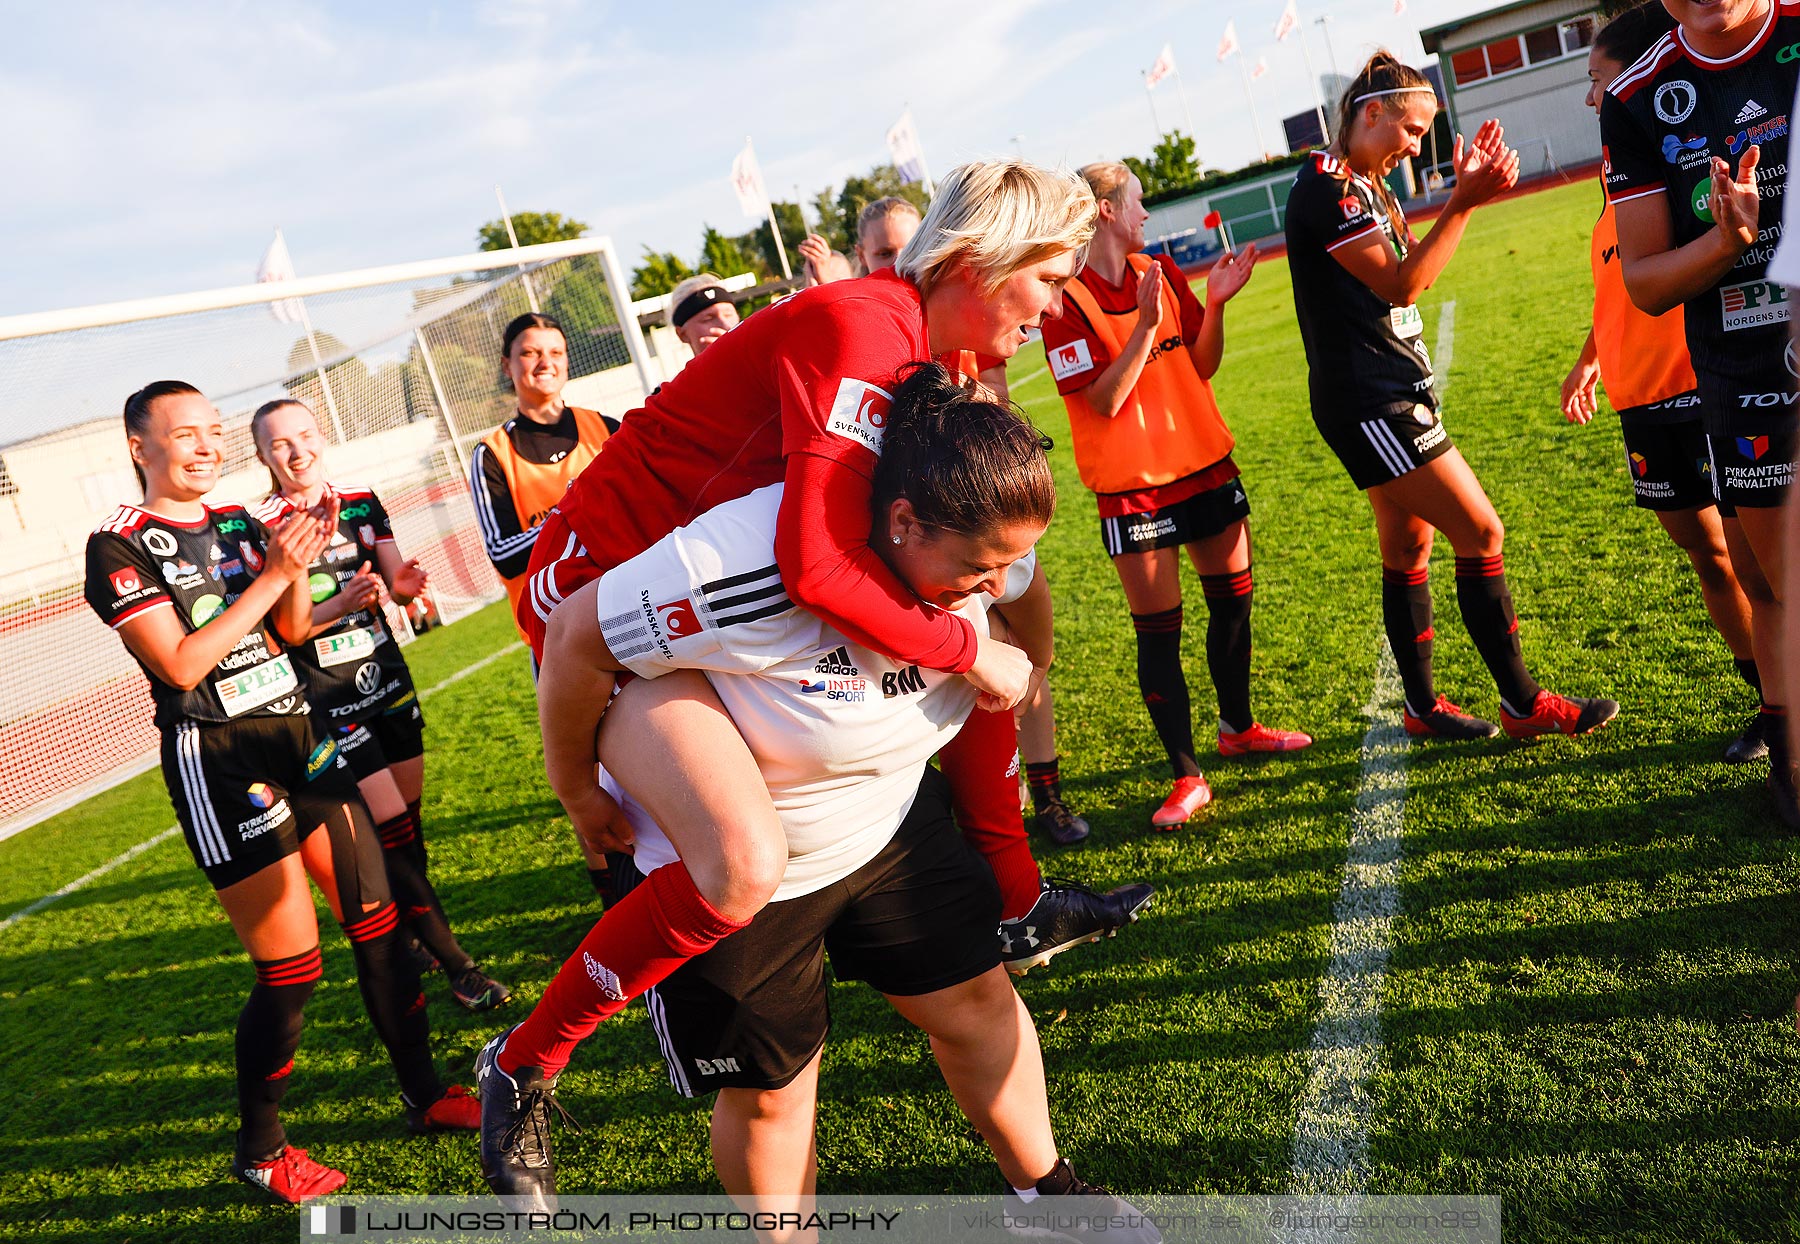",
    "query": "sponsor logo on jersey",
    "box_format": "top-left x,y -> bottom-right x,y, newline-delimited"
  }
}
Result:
1721,279 -> 1790,331
1739,435 -> 1772,461
694,1057 -> 742,1076
1654,81 -> 1698,125
1736,100 -> 1769,125
1339,195 -> 1366,221
207,544 -> 225,561
1737,390 -> 1799,409
1727,114 -> 1789,157
882,665 -> 927,698
813,646 -> 859,676
1047,338 -> 1094,381
240,541 -> 264,572
797,676 -> 868,702
161,559 -> 204,589
1661,133 -> 1711,170
1780,41 -> 1800,65
1630,452 -> 1650,478
354,661 -> 382,695
218,559 -> 243,577
247,783 -> 276,809
1143,333 -> 1187,365
236,798 -> 292,840
656,597 -> 702,638
583,952 -> 625,1001
1692,180 -> 1714,222
216,518 -> 248,535
142,528 -> 178,557
359,523 -> 376,547
339,501 -> 371,520
308,572 -> 337,603
1645,393 -> 1701,413
824,377 -> 892,454
109,568 -> 144,597
190,594 -> 226,627
305,737 -> 338,778
1786,340 -> 1798,379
